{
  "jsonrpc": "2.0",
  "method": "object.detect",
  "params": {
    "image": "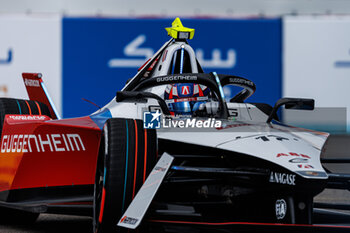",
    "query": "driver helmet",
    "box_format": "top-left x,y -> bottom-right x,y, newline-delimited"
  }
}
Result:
164,83 -> 210,116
